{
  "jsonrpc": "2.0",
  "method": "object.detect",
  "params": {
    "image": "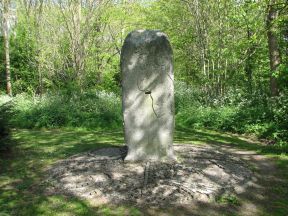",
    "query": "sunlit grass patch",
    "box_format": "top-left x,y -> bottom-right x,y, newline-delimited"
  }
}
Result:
216,194 -> 240,206
0,128 -> 125,215
1,127 -> 288,215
